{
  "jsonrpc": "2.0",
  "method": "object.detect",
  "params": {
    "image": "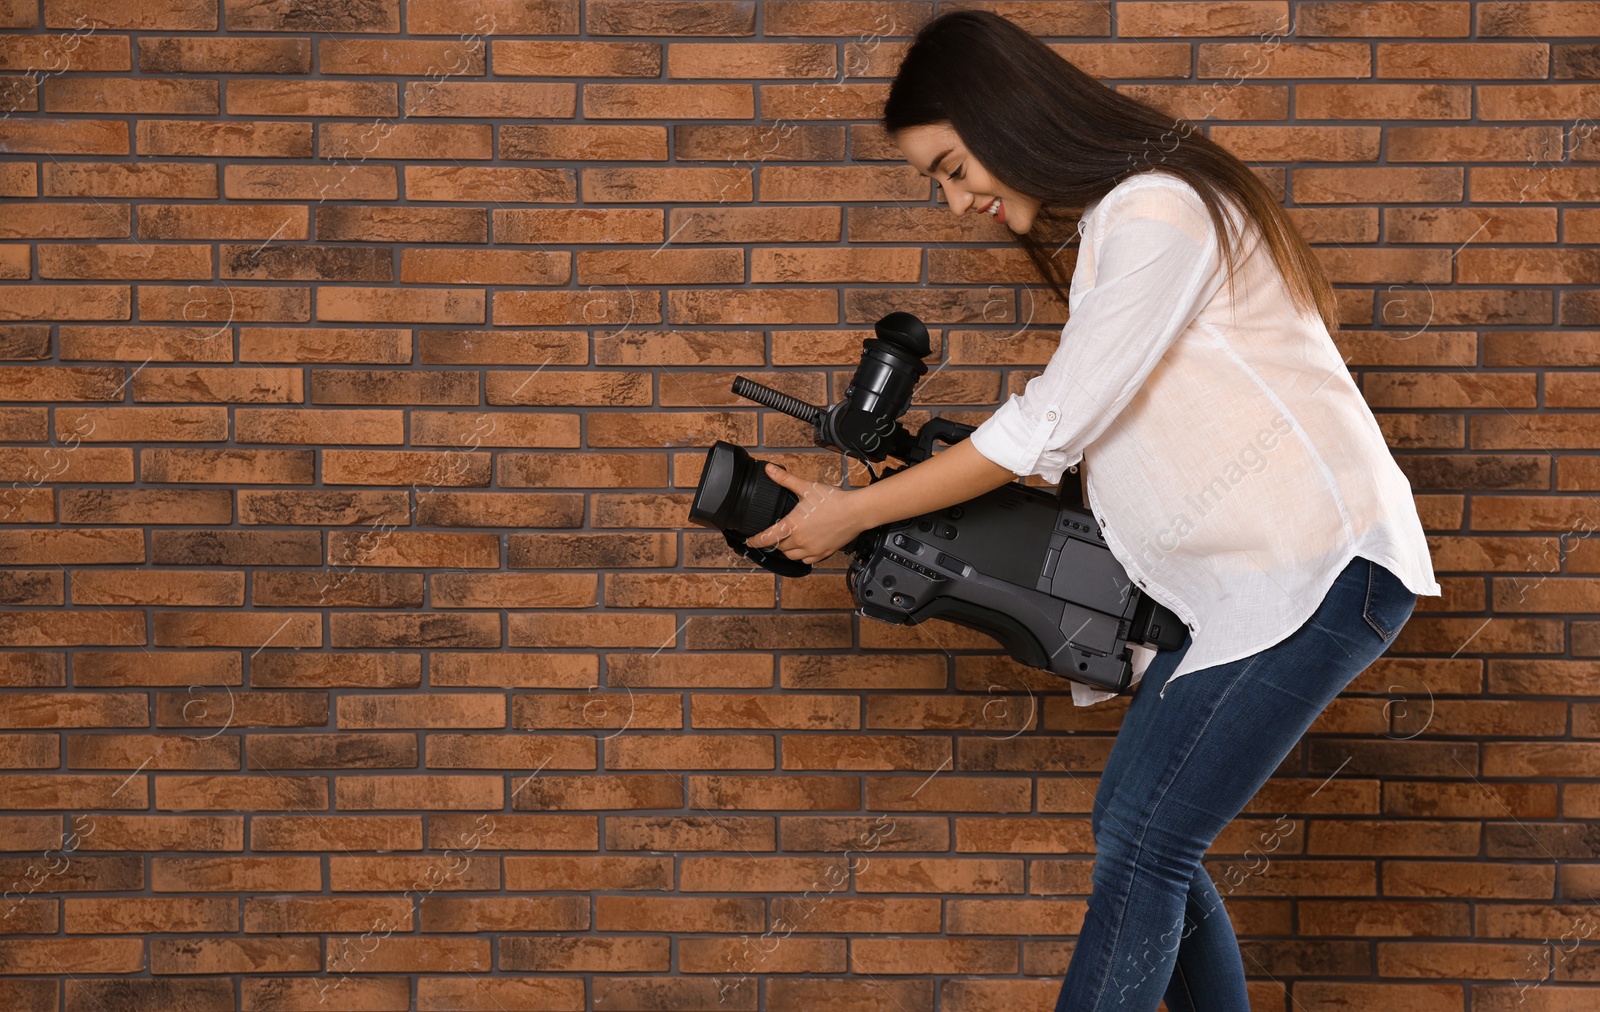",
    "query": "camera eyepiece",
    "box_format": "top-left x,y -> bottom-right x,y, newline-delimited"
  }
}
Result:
836,312 -> 929,456
872,310 -> 931,357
